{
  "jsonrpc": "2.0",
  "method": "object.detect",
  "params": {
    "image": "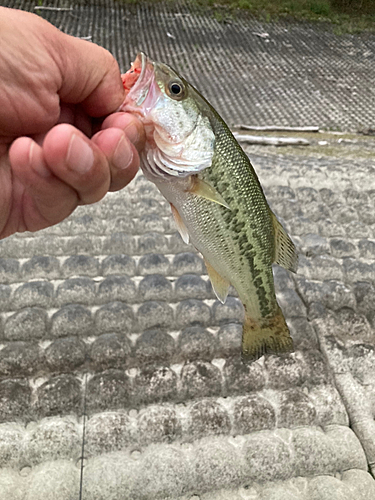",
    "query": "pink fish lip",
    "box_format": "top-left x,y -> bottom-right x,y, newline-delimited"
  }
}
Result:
121,52 -> 158,116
